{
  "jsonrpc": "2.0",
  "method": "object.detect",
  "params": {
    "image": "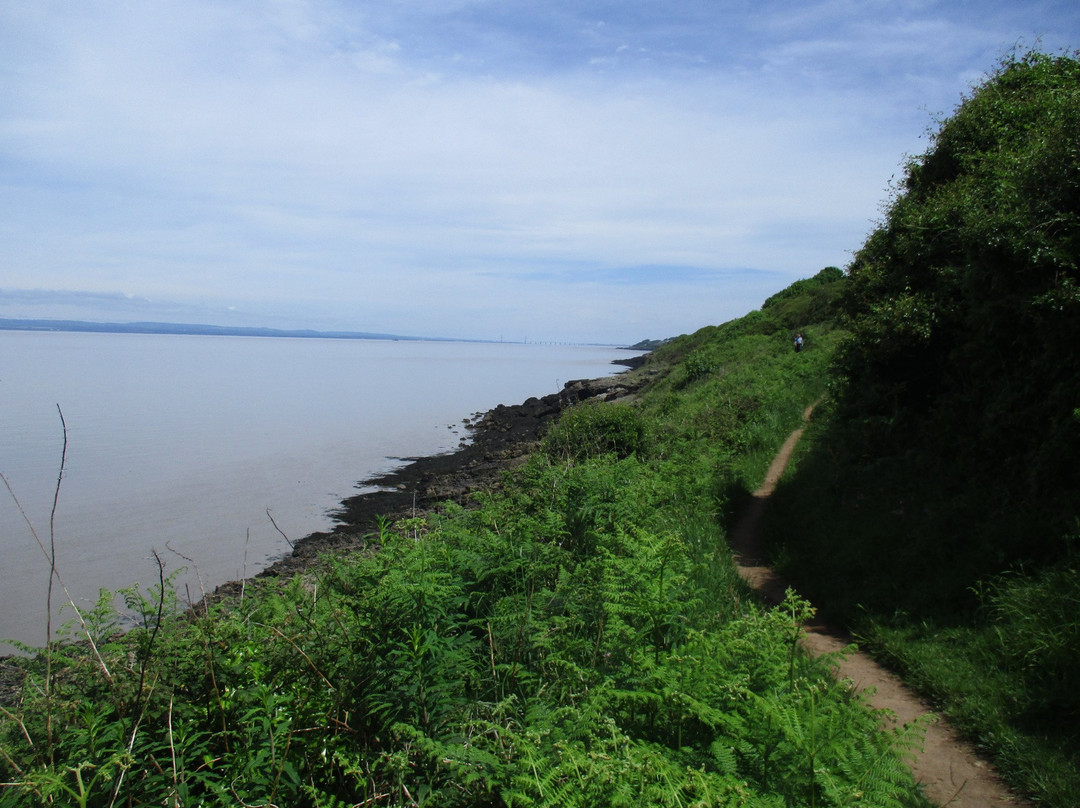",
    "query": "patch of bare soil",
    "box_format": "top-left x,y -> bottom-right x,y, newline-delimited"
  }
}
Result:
729,405 -> 1031,808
